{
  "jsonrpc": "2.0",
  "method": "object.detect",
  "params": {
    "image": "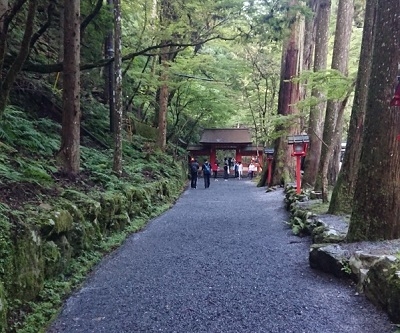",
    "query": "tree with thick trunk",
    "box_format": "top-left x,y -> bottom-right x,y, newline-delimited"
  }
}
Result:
315,0 -> 353,201
112,0 -> 123,175
302,0 -> 331,188
302,0 -> 316,73
58,0 -> 81,176
271,0 -> 304,186
329,0 -> 378,214
347,0 -> 400,242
